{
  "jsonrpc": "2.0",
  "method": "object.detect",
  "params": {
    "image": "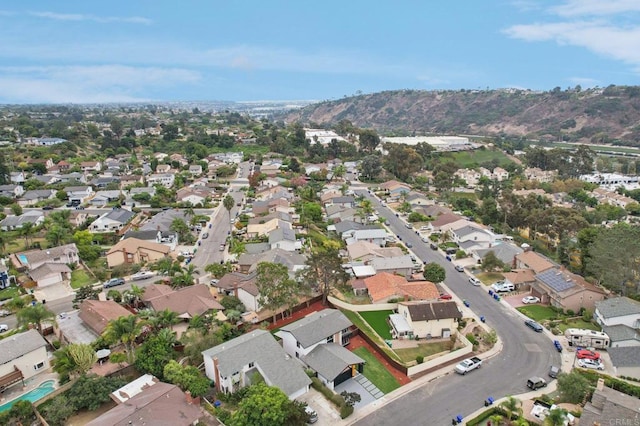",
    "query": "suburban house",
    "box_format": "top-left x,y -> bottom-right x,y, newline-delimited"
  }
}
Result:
363,272 -> 440,303
530,268 -> 606,312
10,171 -> 25,184
156,164 -> 172,174
213,272 -> 261,312
268,227 -> 301,252
142,284 -> 224,319
80,161 -> 102,172
406,191 -> 432,206
11,243 -> 80,273
428,213 -> 466,233
0,184 -> 24,198
106,237 -> 172,268
594,297 -> 640,328
79,299 -> 133,336
28,263 -> 72,288
122,229 -> 178,250
18,189 -> 56,207
147,173 -> 175,188
0,330 -> 49,393
0,210 -> 45,231
607,348 -> 640,379
323,195 -> 356,208
202,330 -> 311,399
581,381 -> 640,425
451,225 -> 495,247
176,188 -> 210,206
390,301 -> 462,339
64,186 -> 95,204
514,251 -> 556,274
602,325 -> 640,348
237,248 -> 307,275
247,218 -> 291,238
86,378 -> 202,426
473,243 -> 524,266
347,241 -> 404,263
188,164 -> 203,175
342,228 -> 388,247
380,180 -> 411,198
90,209 -> 135,233
369,255 -> 415,277
276,309 -> 363,390
89,190 -> 122,206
